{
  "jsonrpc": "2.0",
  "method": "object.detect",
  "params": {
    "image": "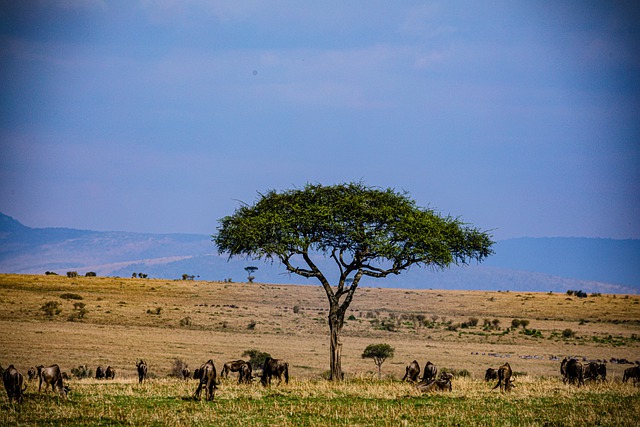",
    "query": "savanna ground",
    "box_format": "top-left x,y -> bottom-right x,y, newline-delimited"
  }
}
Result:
0,273 -> 639,426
